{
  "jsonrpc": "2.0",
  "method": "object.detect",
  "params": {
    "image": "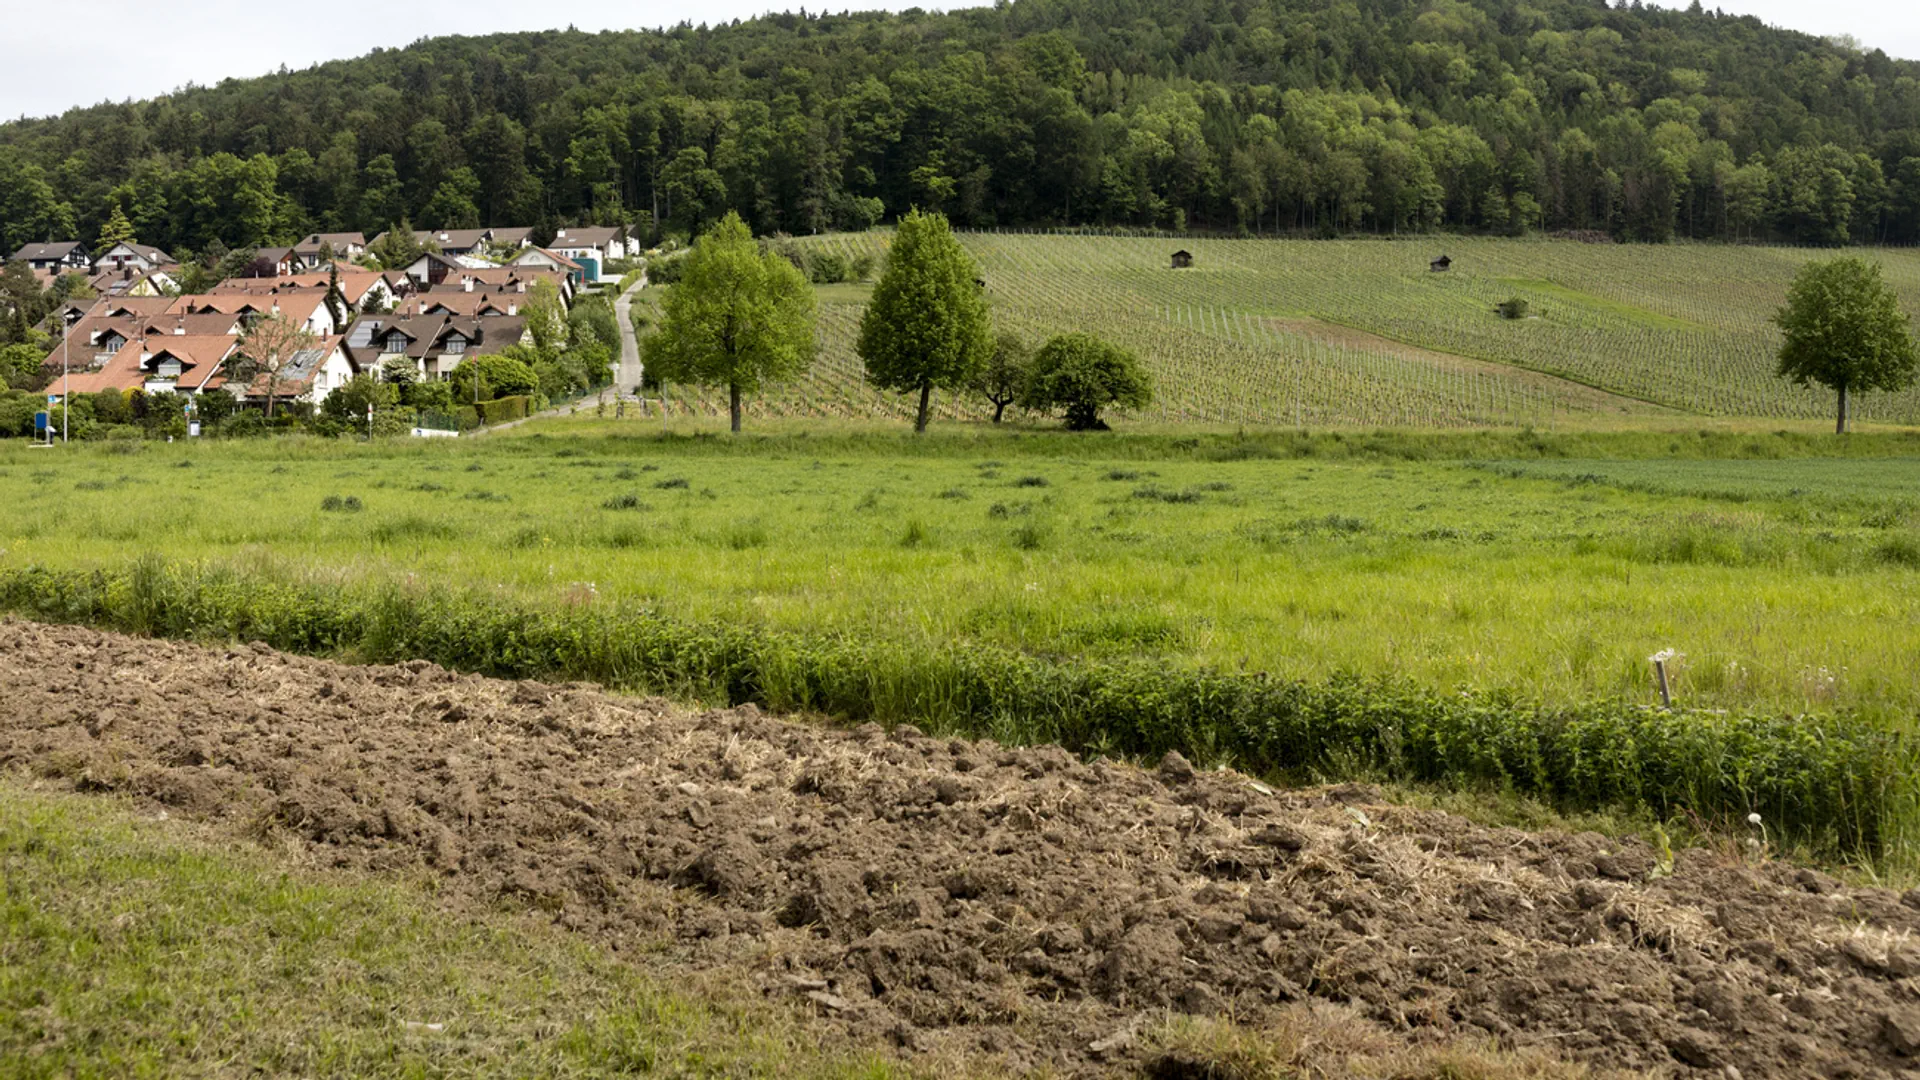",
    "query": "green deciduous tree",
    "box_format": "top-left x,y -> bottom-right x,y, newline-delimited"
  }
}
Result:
972,331 -> 1031,423
1019,332 -> 1152,431
1775,257 -> 1920,434
449,352 -> 540,403
857,209 -> 992,433
642,211 -> 814,433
